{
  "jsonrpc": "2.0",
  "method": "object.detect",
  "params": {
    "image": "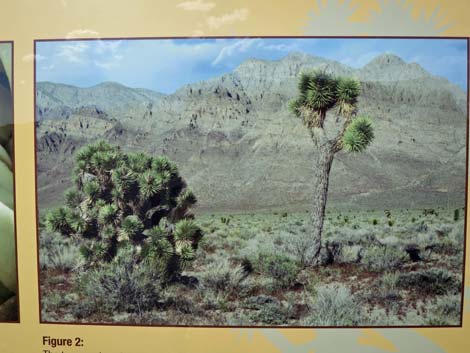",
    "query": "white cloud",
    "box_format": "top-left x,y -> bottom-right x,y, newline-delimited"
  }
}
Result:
40,64 -> 55,71
95,40 -> 122,55
258,42 -> 299,52
57,42 -> 89,63
212,38 -> 260,66
94,54 -> 123,70
176,0 -> 215,12
206,8 -> 248,29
